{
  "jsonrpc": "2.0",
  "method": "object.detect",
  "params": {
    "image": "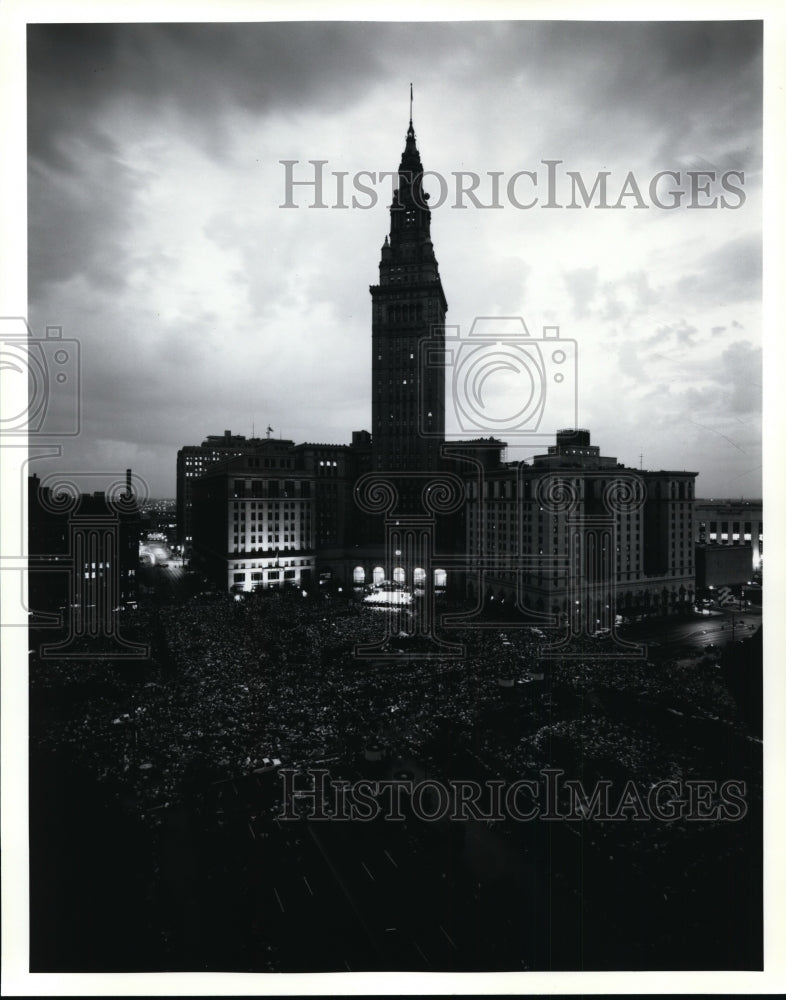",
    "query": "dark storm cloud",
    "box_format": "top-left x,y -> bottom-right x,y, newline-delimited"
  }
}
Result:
27,22 -> 458,296
27,24 -> 122,172
28,148 -> 150,292
28,20 -> 763,158
468,20 -> 762,160
28,20 -> 511,172
24,19 -> 762,496
27,22 -> 380,286
27,22 -> 382,158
